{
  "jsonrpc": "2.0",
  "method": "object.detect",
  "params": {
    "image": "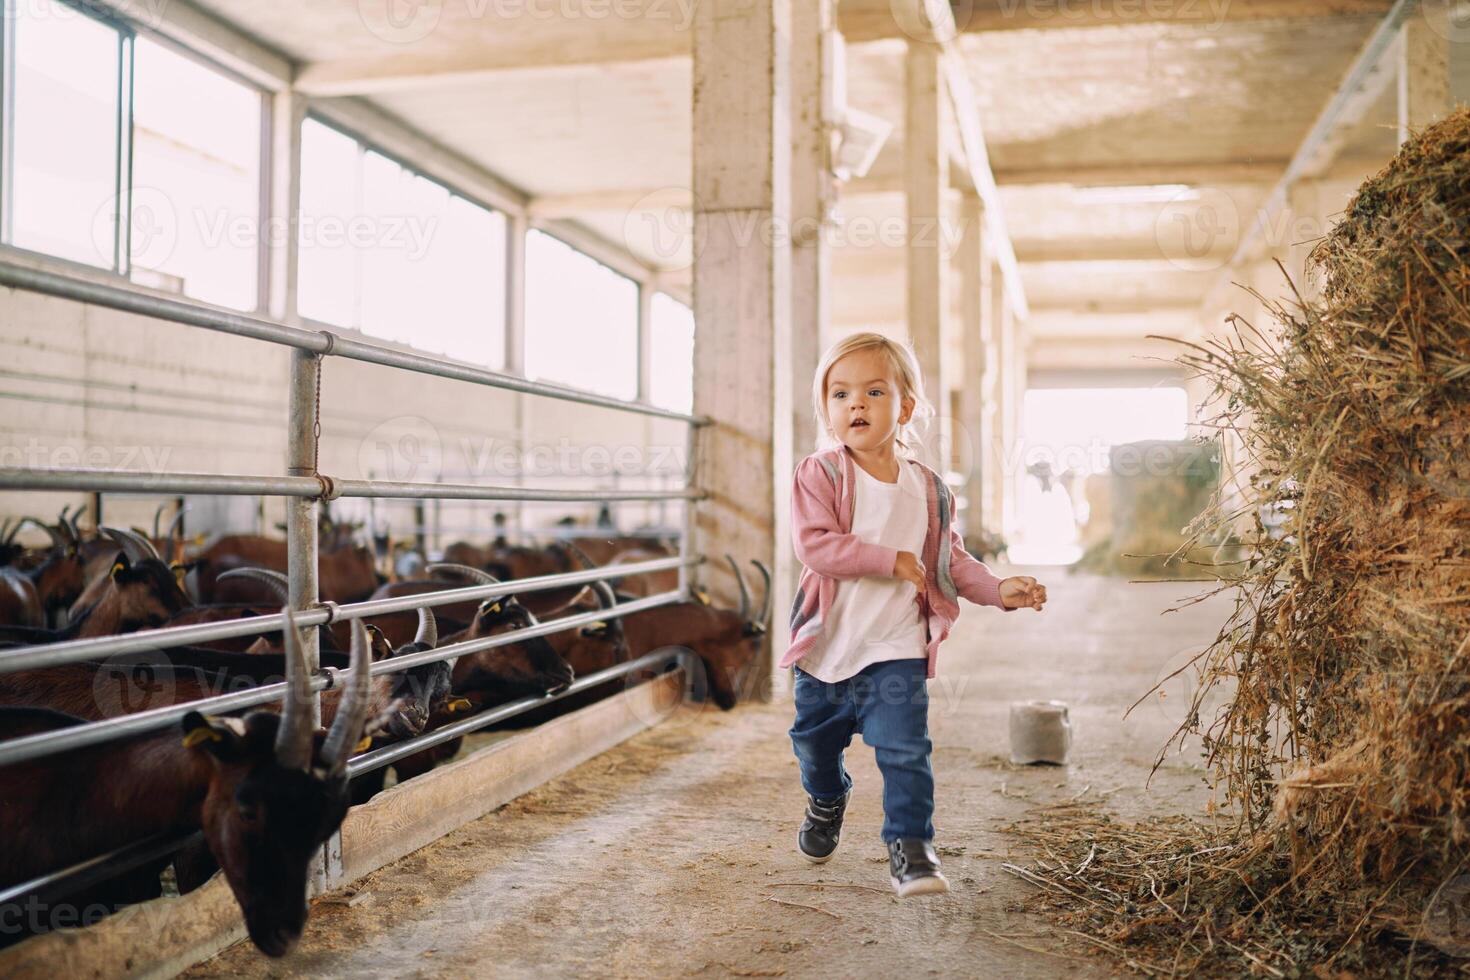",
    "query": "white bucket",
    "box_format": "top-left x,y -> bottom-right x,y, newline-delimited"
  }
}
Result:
1008,700 -> 1072,765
